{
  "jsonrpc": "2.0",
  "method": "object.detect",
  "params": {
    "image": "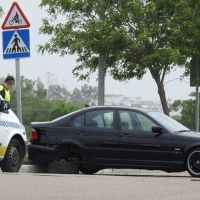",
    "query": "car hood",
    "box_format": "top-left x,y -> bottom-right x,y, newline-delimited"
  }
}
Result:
174,131 -> 200,141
